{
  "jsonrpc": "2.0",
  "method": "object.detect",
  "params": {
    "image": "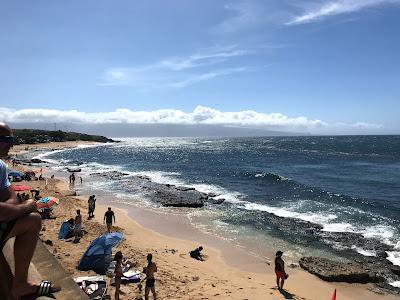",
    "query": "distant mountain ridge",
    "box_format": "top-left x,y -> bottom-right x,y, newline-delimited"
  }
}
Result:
13,129 -> 115,145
